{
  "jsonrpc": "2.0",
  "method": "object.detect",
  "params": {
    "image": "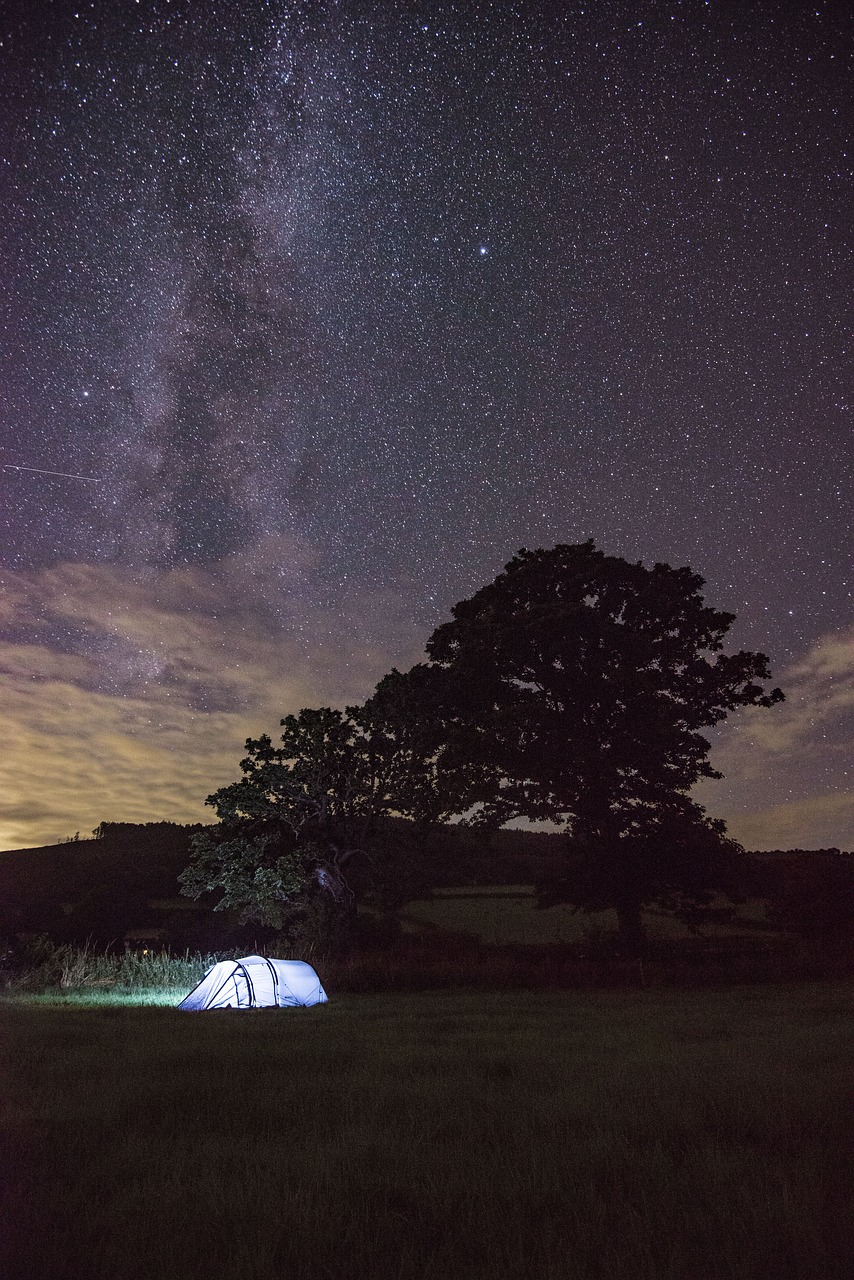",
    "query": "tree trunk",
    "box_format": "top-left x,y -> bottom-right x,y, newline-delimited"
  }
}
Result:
616,900 -> 646,958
